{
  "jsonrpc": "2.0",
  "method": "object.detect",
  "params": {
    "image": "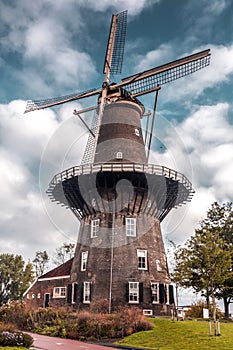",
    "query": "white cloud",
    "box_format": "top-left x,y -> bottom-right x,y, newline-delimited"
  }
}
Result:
163,44 -> 233,102
135,43 -> 174,72
160,102 -> 233,244
0,100 -> 80,260
78,0 -> 160,15
0,100 -> 58,160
